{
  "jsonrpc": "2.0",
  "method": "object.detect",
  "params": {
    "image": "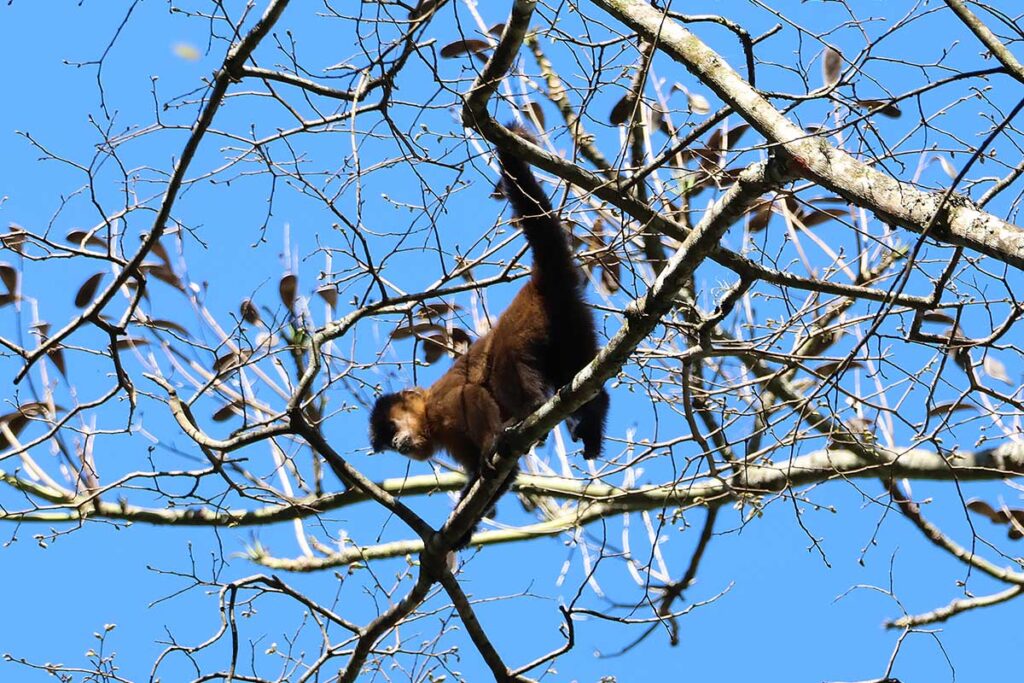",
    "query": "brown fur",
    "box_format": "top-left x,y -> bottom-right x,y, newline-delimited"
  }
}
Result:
369,128 -> 610,547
